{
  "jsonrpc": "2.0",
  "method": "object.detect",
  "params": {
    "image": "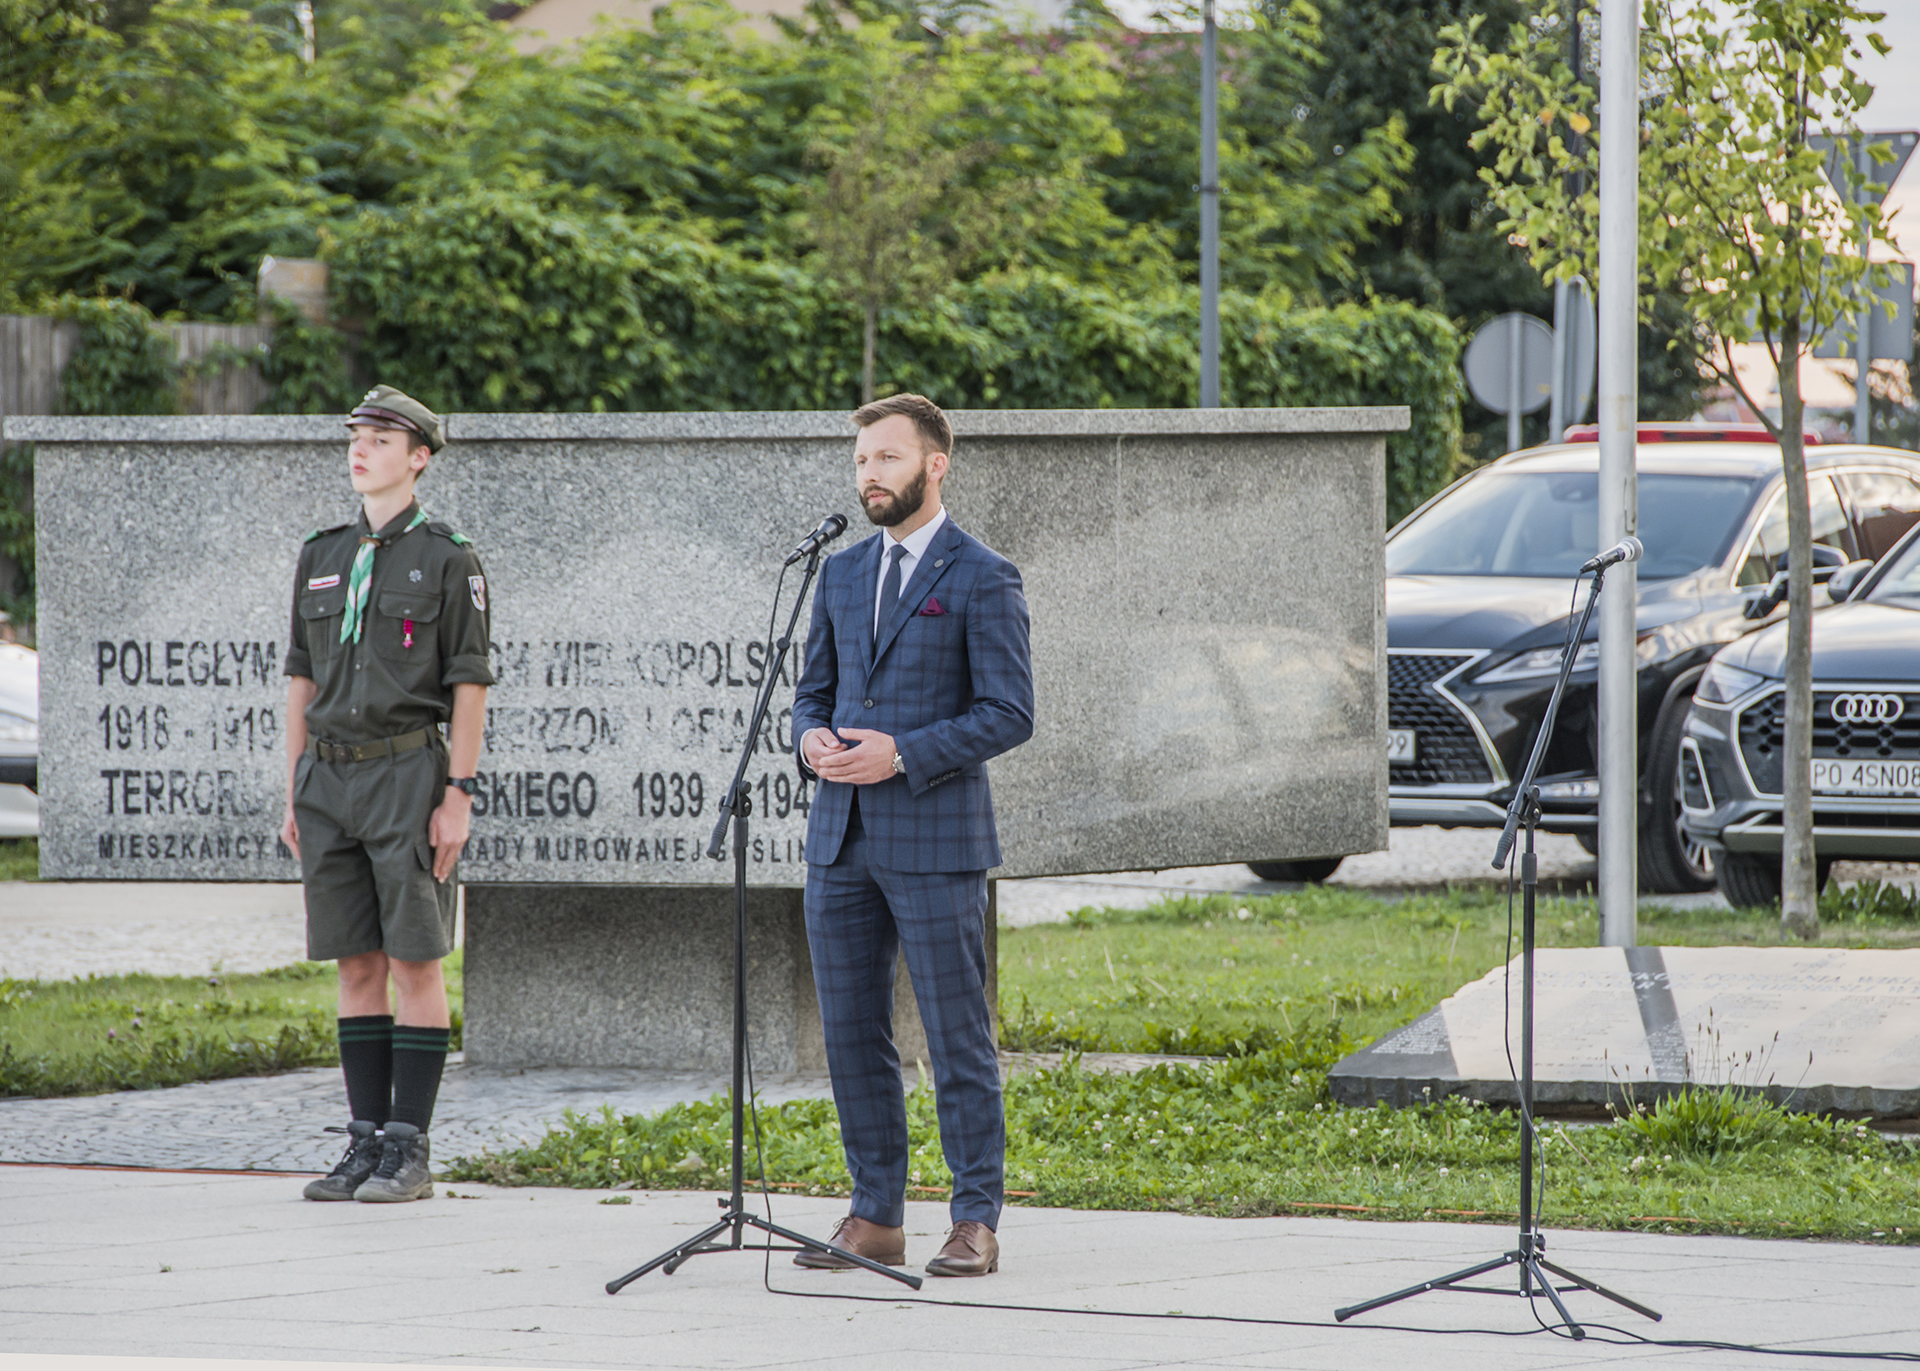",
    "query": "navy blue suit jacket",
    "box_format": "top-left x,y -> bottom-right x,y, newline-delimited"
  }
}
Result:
793,517 -> 1034,873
